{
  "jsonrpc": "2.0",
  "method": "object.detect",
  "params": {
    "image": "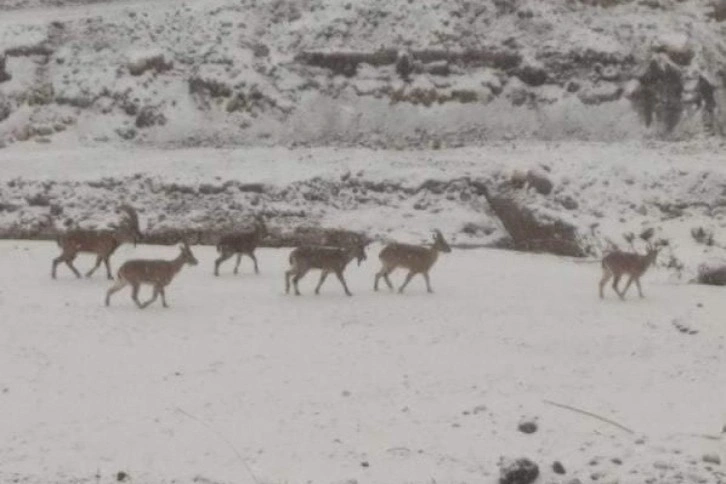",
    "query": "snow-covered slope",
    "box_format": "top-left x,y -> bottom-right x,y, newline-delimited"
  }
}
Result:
1,0 -> 725,148
1,241 -> 724,484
